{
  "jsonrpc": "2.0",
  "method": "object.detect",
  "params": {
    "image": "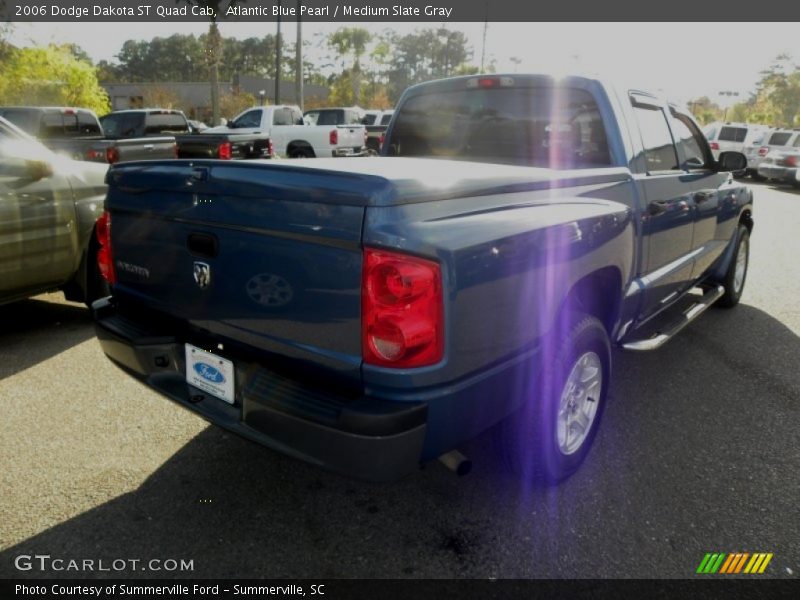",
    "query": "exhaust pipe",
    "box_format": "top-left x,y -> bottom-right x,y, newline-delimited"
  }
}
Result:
438,450 -> 472,476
